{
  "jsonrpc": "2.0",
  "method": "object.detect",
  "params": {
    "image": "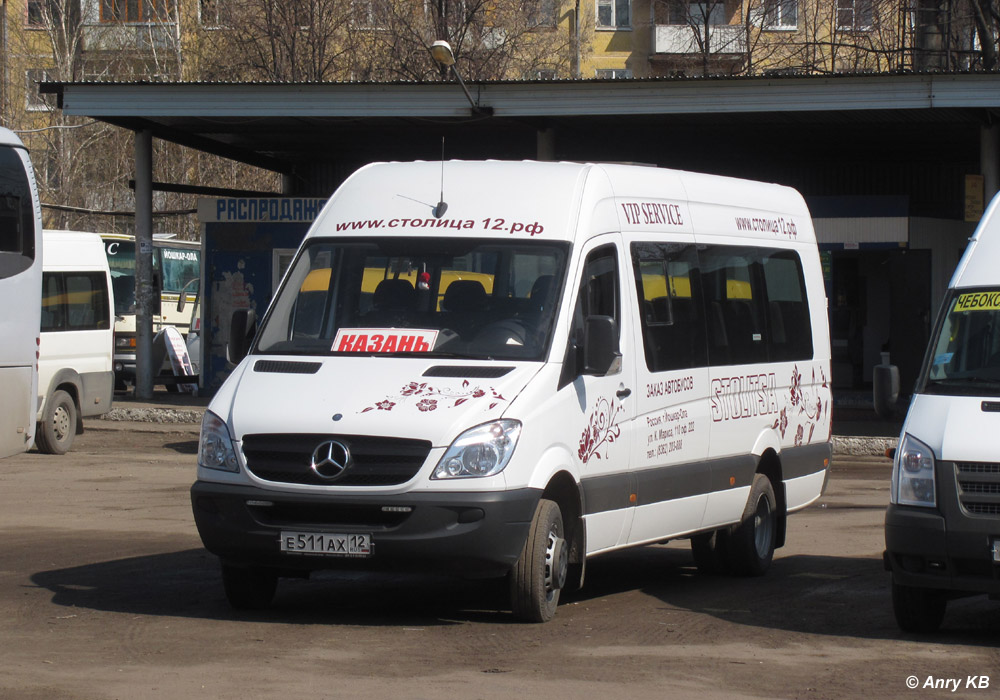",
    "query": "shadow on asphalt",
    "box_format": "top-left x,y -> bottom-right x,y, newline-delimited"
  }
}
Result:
28,542 -> 1000,641
163,439 -> 199,454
